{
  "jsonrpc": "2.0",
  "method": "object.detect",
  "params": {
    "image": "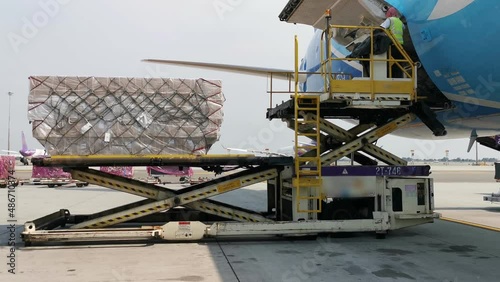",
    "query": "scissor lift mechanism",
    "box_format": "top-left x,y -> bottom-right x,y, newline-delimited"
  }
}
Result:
22,155 -> 437,245
22,156 -> 283,243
